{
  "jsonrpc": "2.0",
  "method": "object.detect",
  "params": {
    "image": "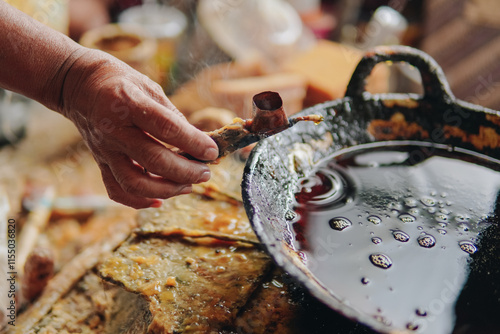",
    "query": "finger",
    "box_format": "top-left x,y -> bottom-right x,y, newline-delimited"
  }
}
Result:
99,163 -> 159,209
130,97 -> 219,161
113,127 -> 212,184
106,153 -> 194,199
